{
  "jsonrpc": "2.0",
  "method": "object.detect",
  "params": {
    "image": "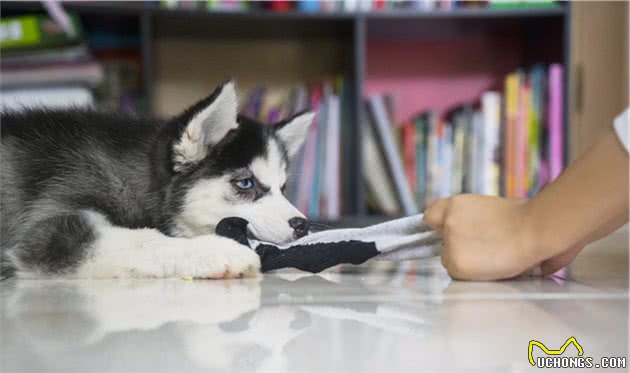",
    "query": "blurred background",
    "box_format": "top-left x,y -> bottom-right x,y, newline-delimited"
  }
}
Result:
0,0 -> 628,227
